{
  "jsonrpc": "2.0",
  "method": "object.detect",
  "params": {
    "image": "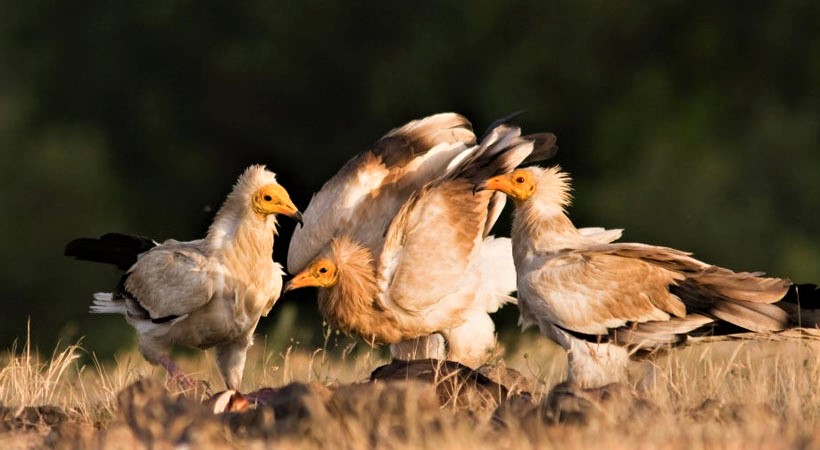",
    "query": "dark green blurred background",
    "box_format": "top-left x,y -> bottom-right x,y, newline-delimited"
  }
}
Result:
1,1 -> 818,357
